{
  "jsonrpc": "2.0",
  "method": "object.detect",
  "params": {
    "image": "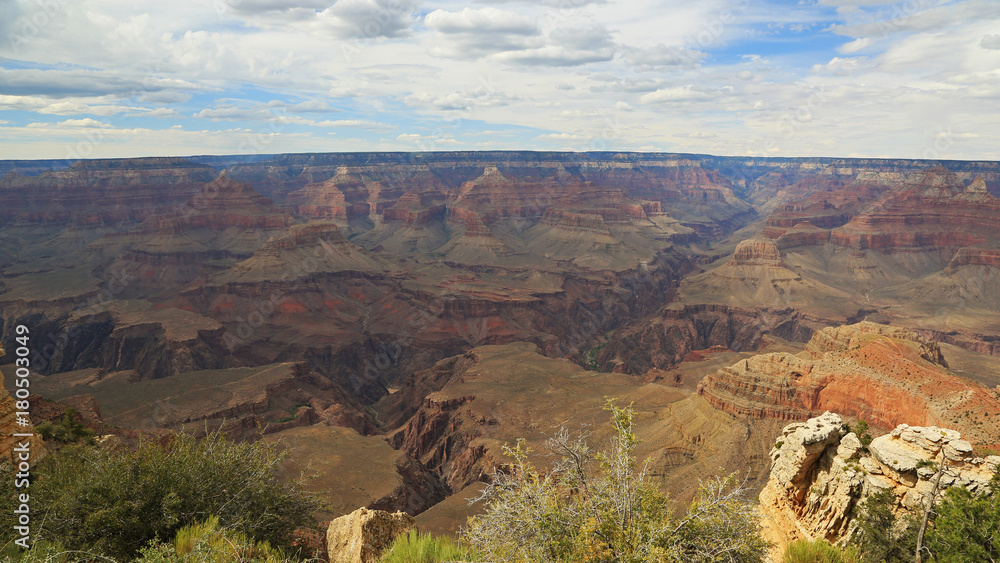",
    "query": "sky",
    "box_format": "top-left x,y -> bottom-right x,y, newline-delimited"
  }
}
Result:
0,0 -> 998,160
